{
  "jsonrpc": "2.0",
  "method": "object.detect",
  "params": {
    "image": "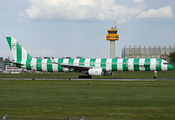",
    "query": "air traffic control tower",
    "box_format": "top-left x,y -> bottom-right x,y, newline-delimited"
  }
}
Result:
106,26 -> 119,58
